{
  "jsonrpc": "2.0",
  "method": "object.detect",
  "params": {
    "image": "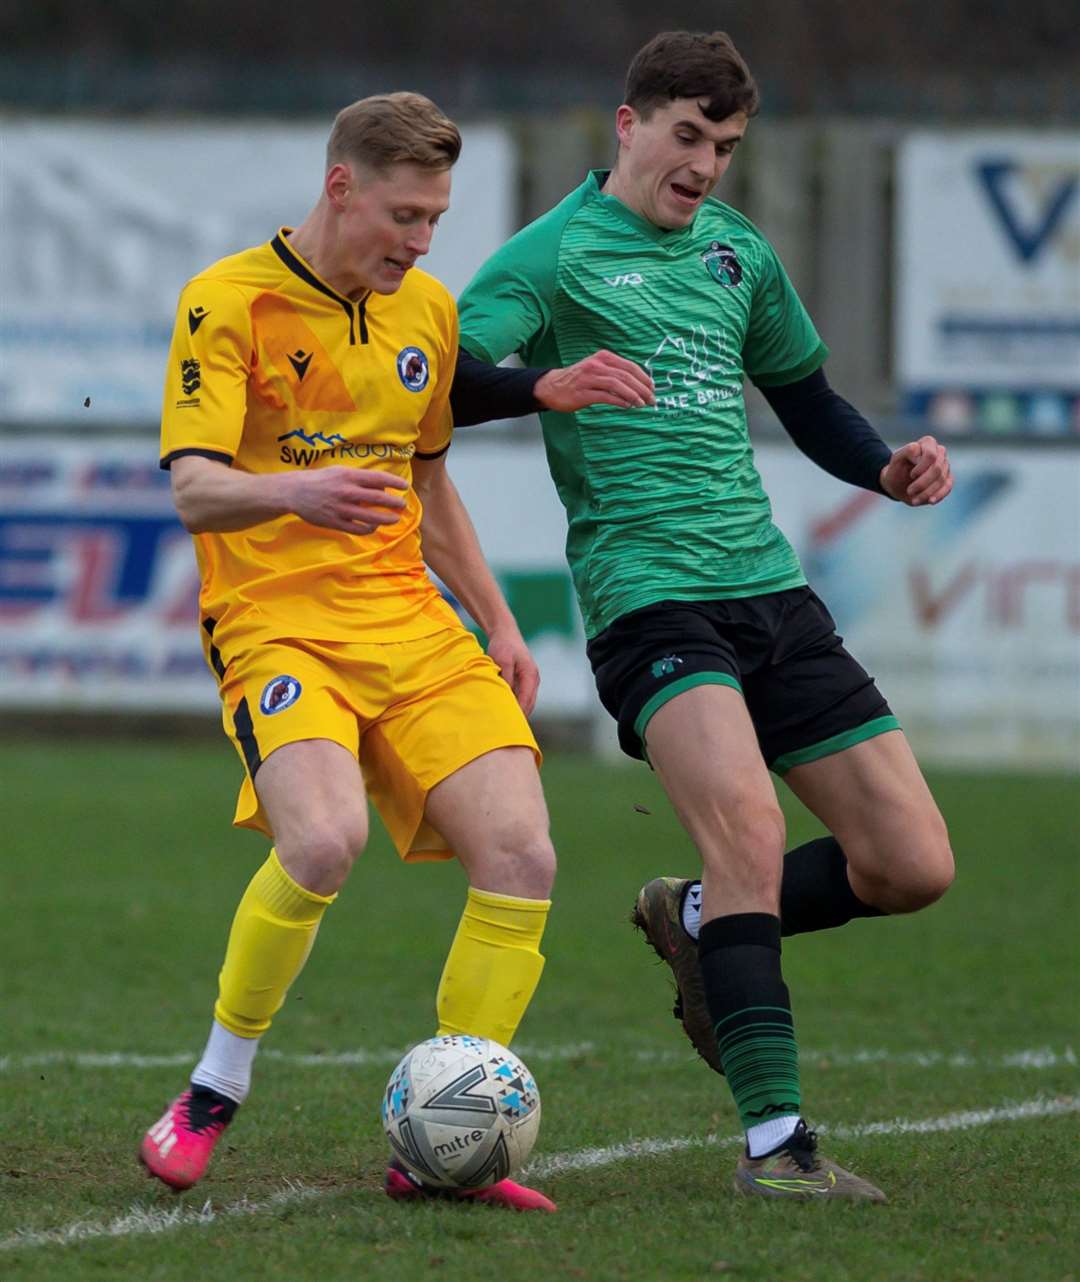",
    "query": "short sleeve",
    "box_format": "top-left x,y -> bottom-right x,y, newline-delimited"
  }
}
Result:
743,241 -> 829,388
160,278 -> 254,468
414,292 -> 459,460
458,224 -> 559,366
